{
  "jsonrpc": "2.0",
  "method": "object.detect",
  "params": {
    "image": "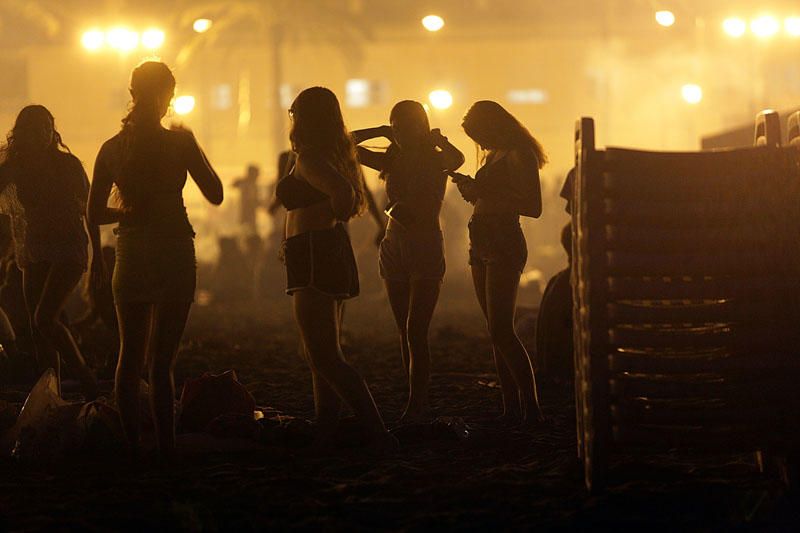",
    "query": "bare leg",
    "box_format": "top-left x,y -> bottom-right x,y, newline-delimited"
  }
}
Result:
22,263 -> 58,384
293,289 -> 393,448
28,262 -> 98,399
485,264 -> 543,423
402,278 -> 441,421
115,302 -> 154,449
471,263 -> 520,419
149,300 -> 192,458
384,278 -> 411,376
